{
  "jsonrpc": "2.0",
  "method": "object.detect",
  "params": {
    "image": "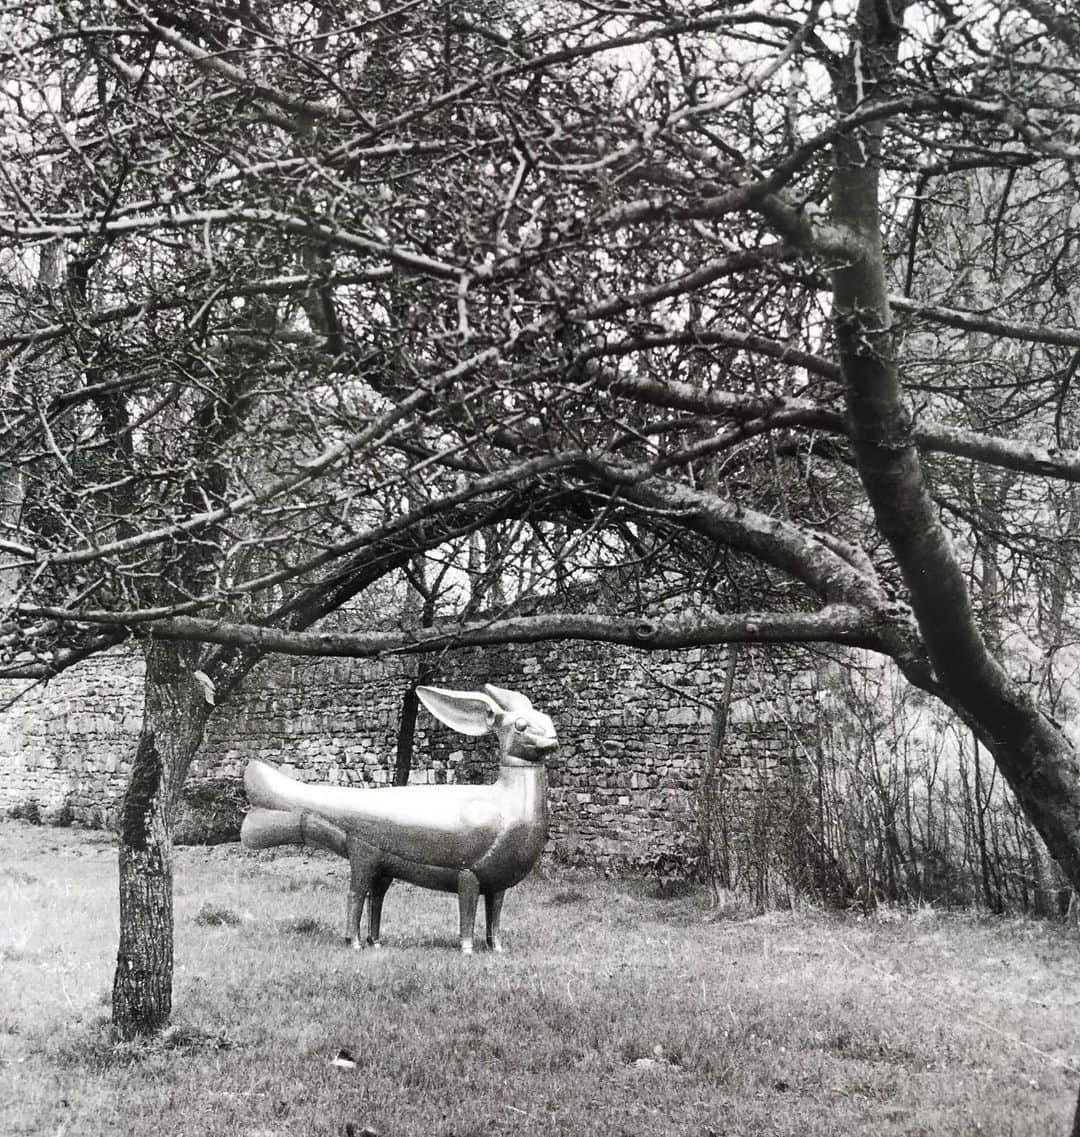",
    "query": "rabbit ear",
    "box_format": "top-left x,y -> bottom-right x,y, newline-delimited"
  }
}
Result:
417,686 -> 500,736
482,684 -> 534,714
